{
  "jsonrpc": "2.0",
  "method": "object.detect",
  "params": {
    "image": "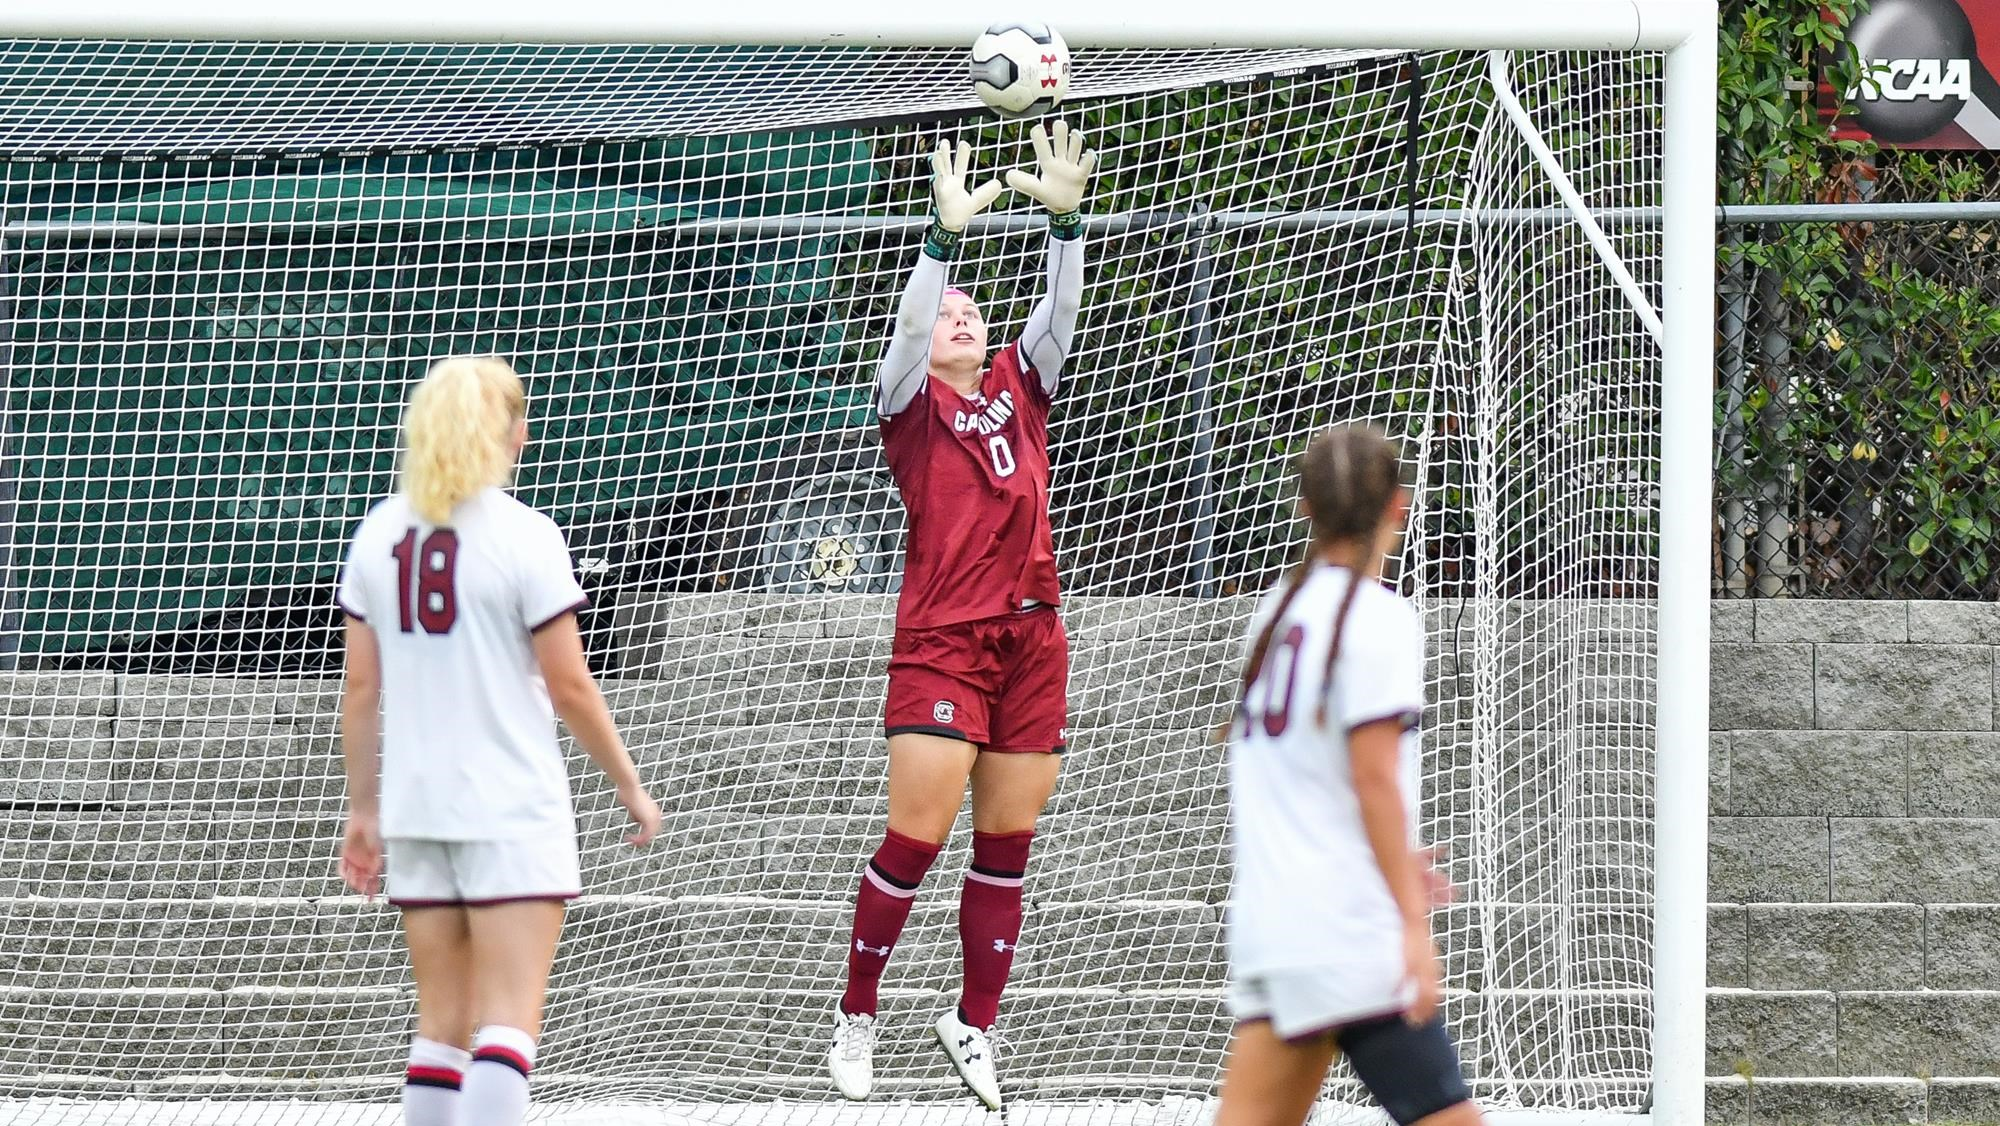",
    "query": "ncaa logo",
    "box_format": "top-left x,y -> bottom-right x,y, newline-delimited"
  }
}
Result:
1845,0 -> 1980,143
934,699 -> 956,723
